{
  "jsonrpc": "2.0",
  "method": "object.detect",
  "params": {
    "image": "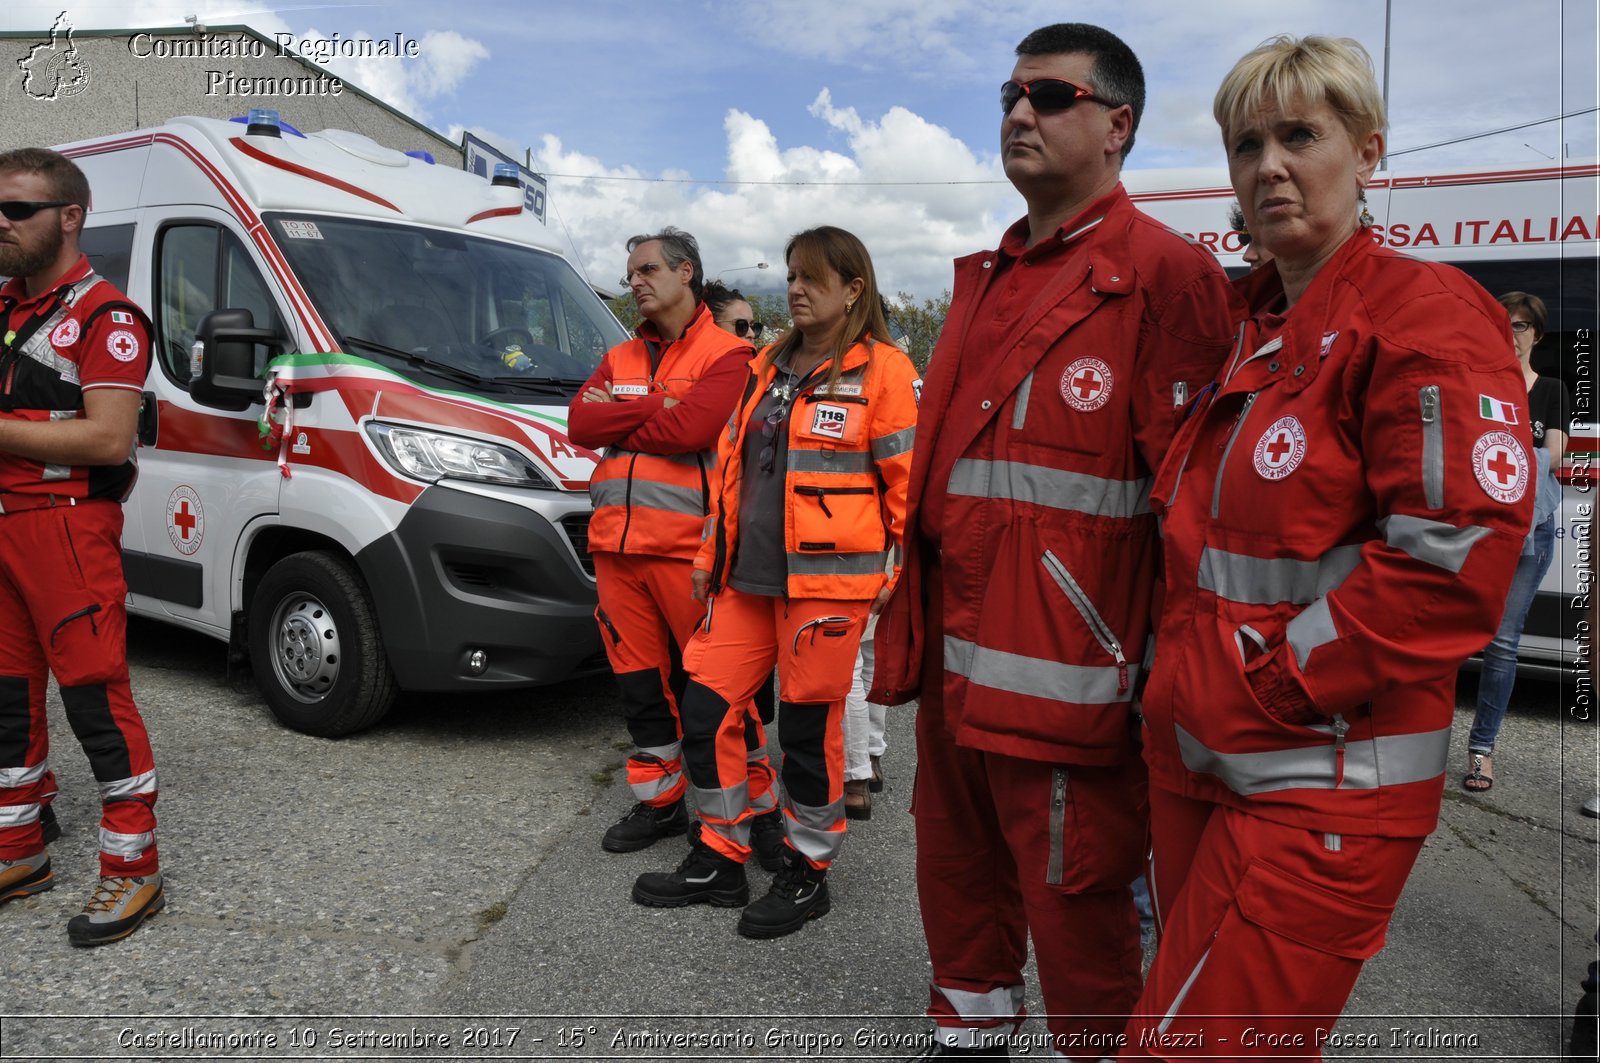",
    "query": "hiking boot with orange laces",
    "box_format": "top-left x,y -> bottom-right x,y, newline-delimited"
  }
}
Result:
0,849 -> 53,905
67,874 -> 164,947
